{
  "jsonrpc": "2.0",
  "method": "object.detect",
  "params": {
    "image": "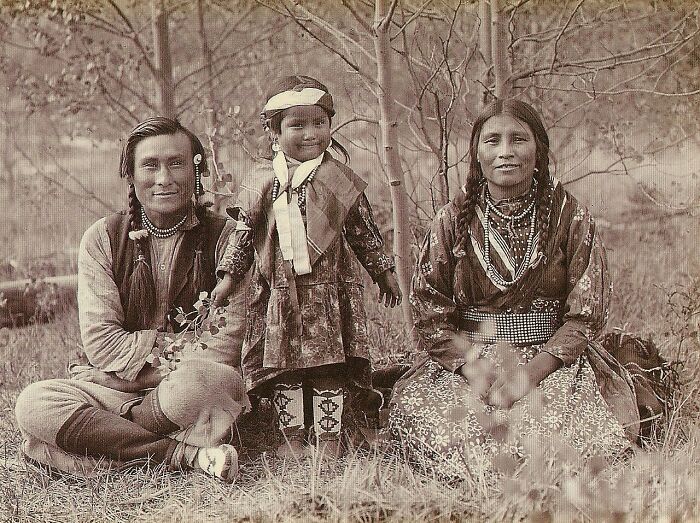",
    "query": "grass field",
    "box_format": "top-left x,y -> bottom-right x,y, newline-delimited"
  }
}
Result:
1,145 -> 699,521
